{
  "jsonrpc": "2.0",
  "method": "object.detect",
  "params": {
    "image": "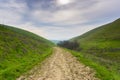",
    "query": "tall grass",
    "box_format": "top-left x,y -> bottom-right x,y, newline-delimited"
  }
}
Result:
0,24 -> 54,80
67,49 -> 120,80
70,19 -> 120,80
